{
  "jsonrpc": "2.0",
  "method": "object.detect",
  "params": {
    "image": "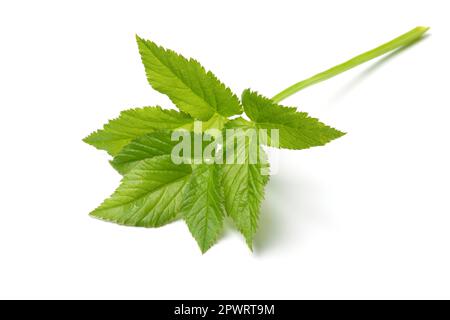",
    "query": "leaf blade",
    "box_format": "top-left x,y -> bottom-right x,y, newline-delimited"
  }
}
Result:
242,90 -> 345,150
83,106 -> 193,156
90,155 -> 192,227
136,36 -> 242,120
110,131 -> 179,174
220,130 -> 269,249
181,164 -> 225,253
